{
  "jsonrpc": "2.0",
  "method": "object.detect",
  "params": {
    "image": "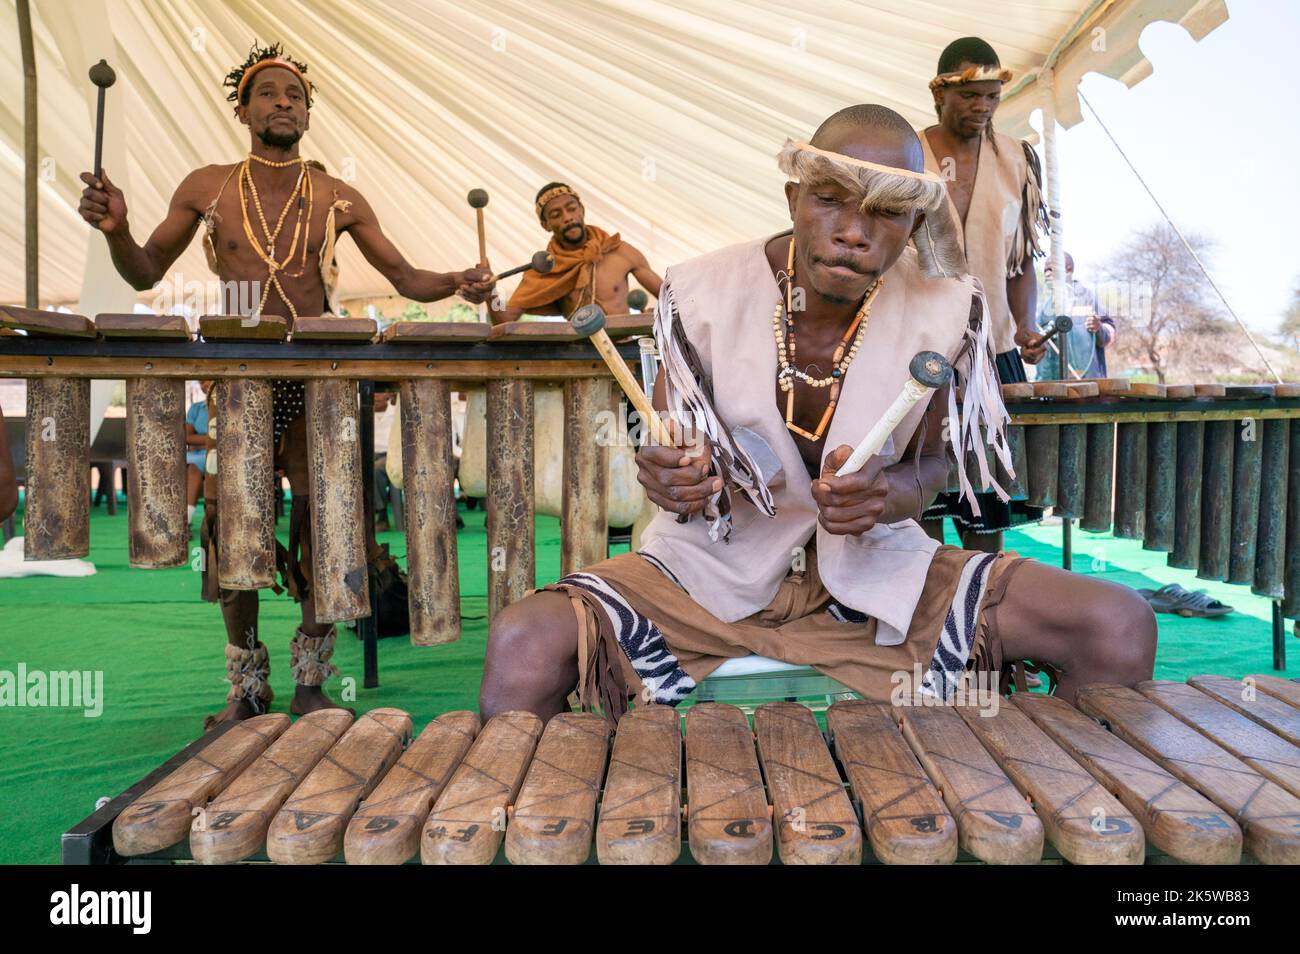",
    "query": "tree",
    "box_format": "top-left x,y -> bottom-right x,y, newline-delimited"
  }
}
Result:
1279,280 -> 1300,350
1099,223 -> 1223,383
